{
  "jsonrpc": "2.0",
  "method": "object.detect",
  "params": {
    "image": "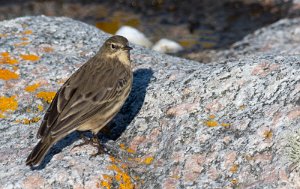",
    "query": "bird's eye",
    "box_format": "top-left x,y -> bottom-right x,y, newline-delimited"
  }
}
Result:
111,44 -> 116,49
